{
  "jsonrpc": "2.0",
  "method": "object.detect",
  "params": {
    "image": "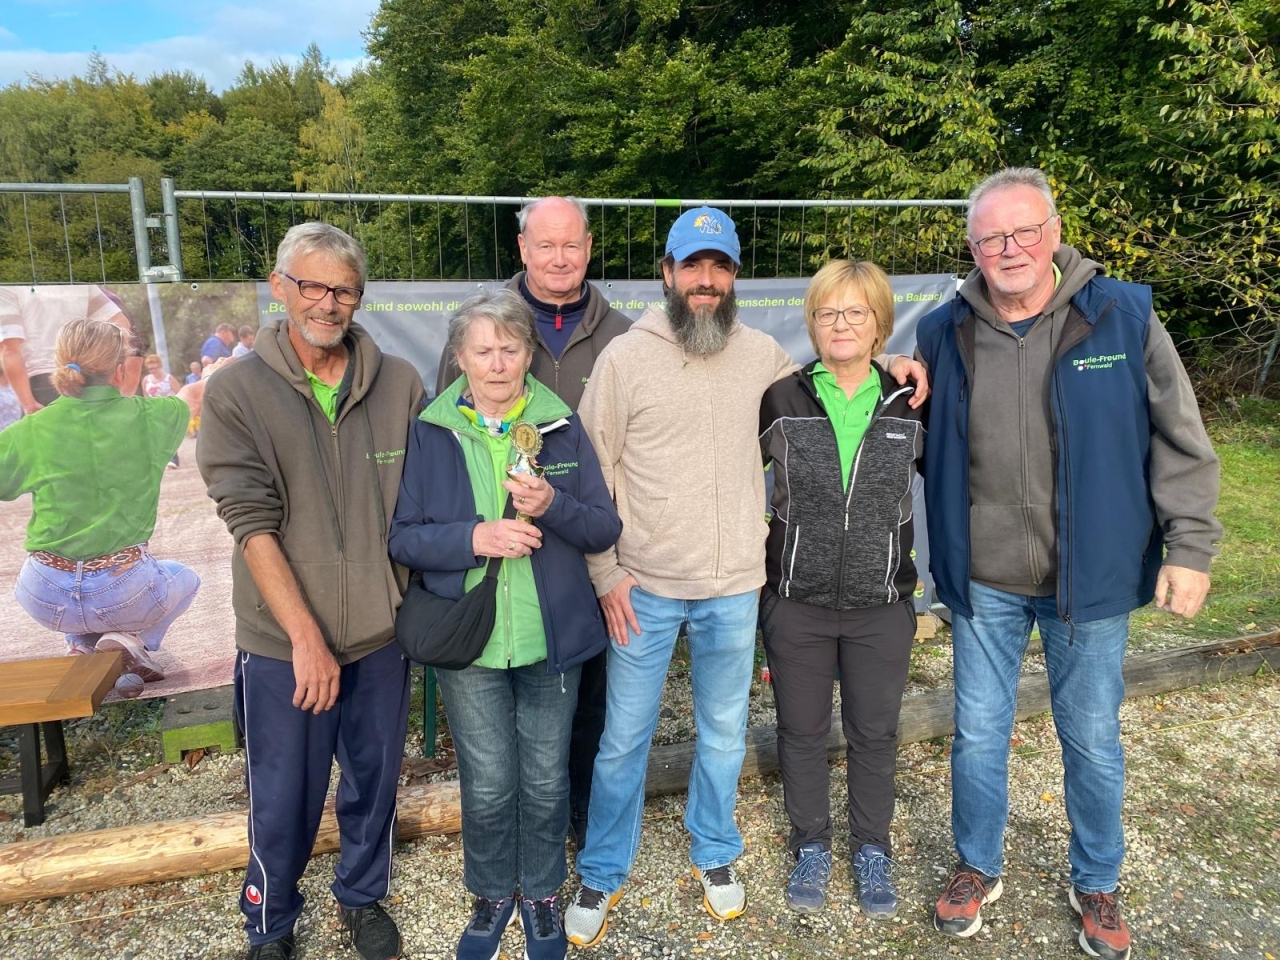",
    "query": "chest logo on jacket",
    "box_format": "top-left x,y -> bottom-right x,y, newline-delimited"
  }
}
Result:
1073,353 -> 1128,372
